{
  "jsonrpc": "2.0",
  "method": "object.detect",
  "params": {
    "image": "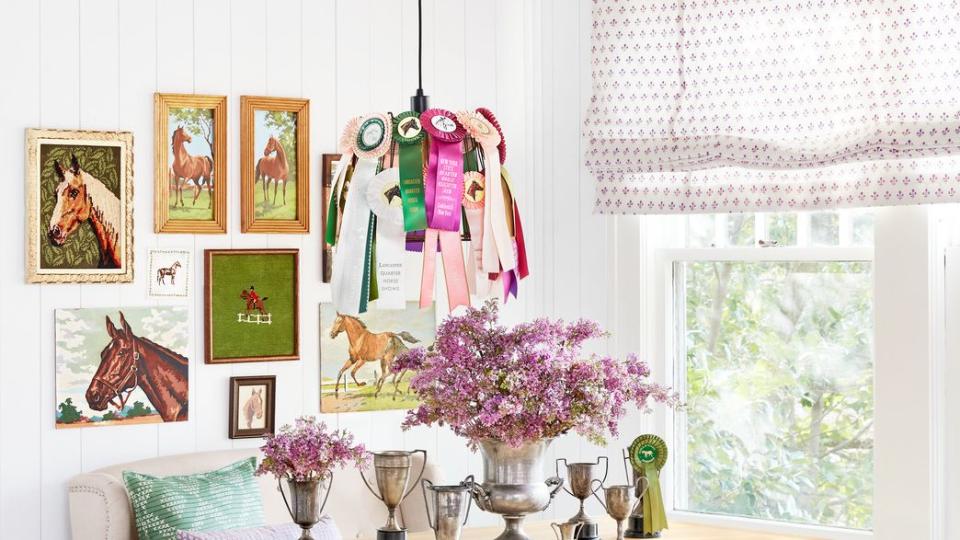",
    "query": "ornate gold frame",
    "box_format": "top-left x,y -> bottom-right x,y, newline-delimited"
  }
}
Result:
25,128 -> 134,283
240,96 -> 310,233
154,93 -> 228,233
